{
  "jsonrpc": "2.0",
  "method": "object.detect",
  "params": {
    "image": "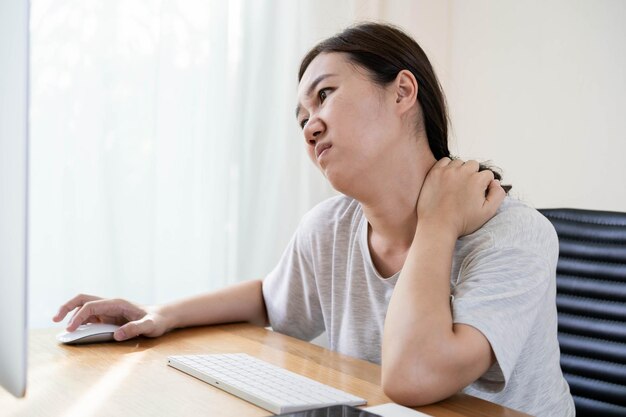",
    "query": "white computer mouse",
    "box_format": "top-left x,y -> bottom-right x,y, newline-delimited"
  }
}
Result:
56,323 -> 121,345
